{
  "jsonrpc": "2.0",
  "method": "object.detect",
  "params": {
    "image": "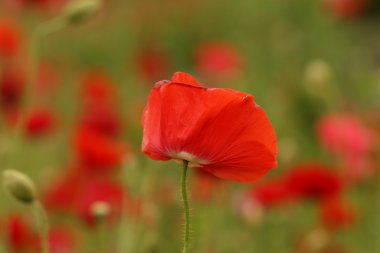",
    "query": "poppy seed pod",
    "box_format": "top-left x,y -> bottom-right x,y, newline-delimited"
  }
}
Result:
63,0 -> 101,25
3,169 -> 37,204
